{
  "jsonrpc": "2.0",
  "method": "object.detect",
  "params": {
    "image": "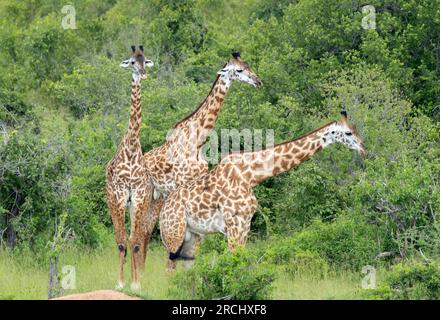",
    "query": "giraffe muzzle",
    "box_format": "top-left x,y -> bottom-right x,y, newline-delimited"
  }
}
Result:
254,78 -> 263,88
